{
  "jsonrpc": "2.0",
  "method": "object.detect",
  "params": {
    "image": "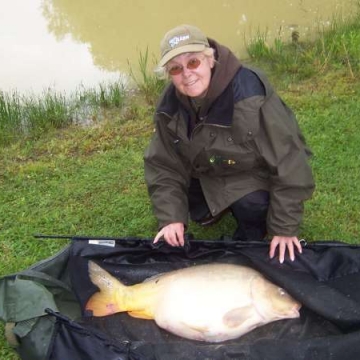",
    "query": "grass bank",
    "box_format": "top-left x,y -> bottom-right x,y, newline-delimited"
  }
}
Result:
1,11 -> 360,359
0,82 -> 126,146
245,9 -> 360,84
